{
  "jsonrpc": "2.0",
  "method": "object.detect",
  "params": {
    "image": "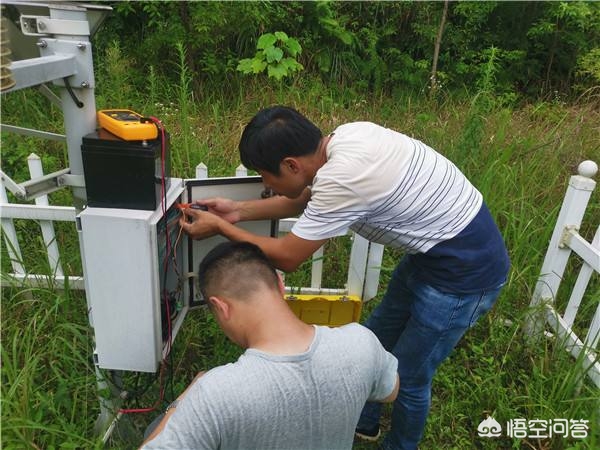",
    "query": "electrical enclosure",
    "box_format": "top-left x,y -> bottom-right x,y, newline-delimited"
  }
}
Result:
79,176 -> 274,372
